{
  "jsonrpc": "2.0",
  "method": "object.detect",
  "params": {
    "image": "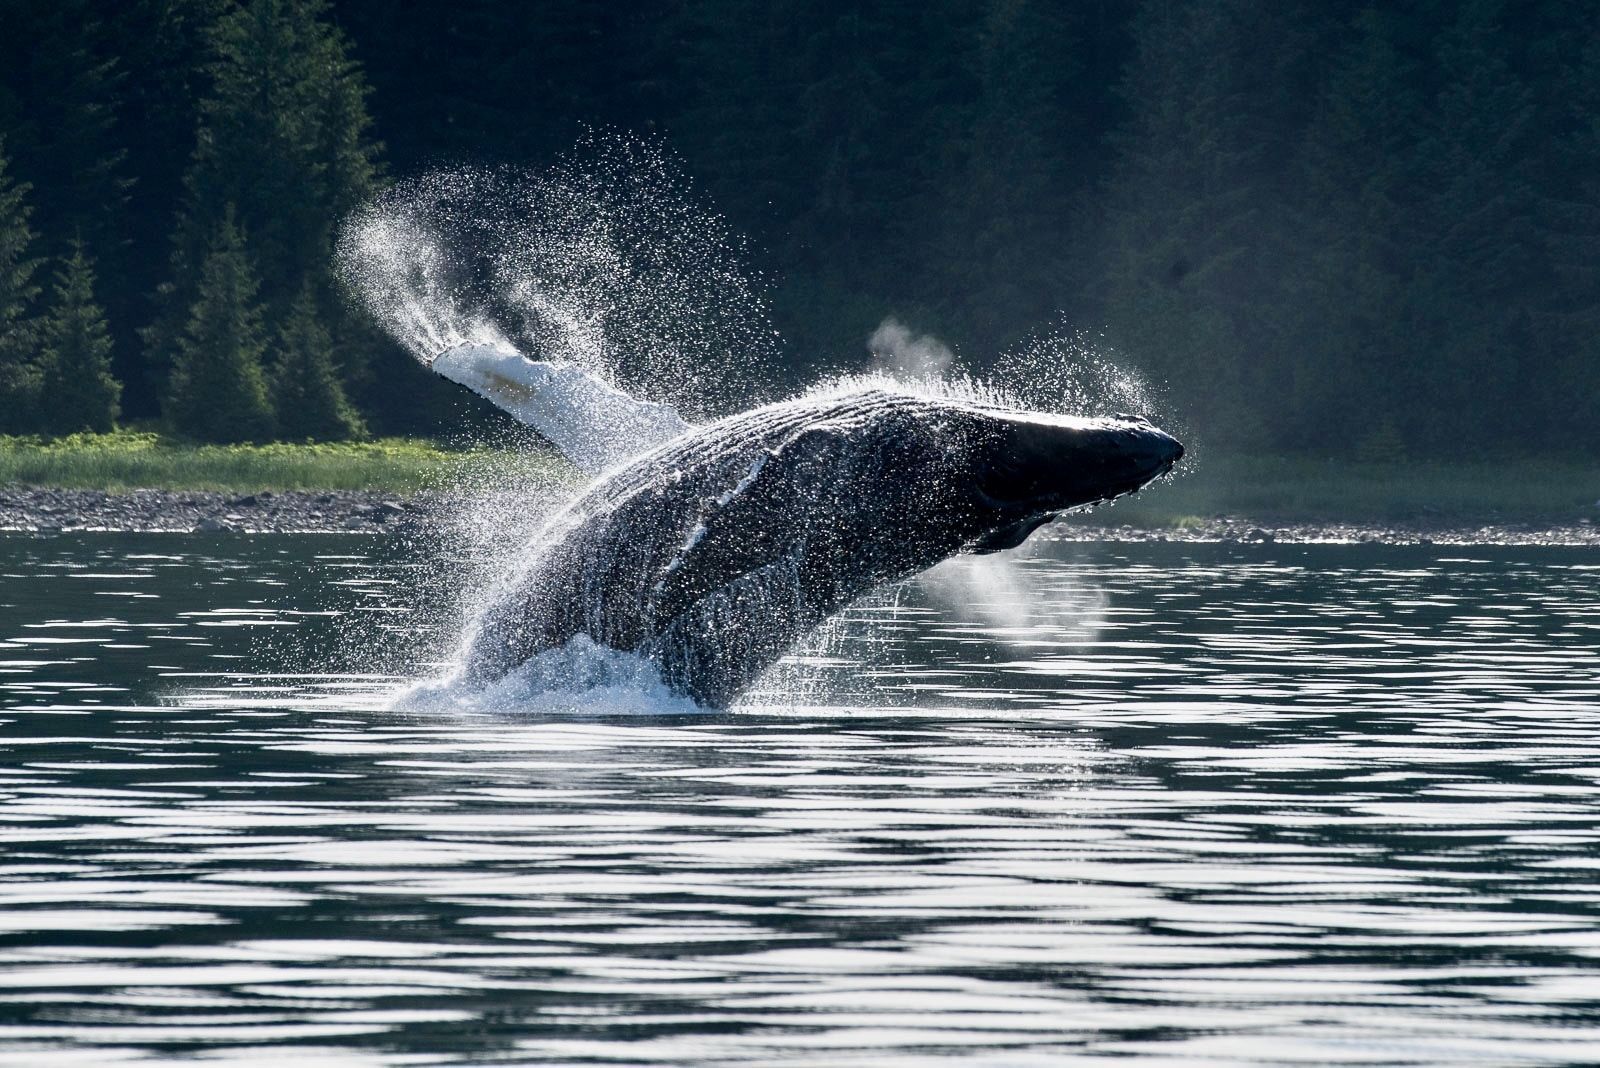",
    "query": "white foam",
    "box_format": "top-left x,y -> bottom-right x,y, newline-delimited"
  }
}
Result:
392,635 -> 702,717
